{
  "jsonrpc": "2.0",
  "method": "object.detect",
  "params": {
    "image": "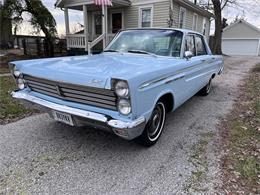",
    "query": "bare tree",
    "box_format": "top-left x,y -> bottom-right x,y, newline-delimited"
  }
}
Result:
197,0 -> 237,54
2,0 -> 57,56
212,0 -> 223,54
